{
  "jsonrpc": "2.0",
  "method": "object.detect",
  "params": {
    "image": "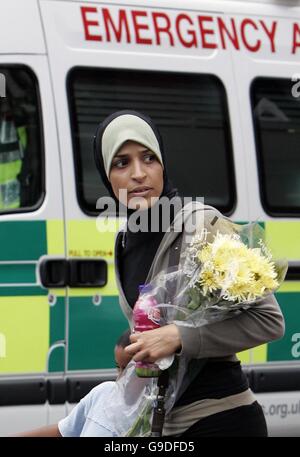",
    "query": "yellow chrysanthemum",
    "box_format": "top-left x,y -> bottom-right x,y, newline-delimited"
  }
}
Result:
196,232 -> 279,302
197,246 -> 211,263
198,268 -> 219,295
